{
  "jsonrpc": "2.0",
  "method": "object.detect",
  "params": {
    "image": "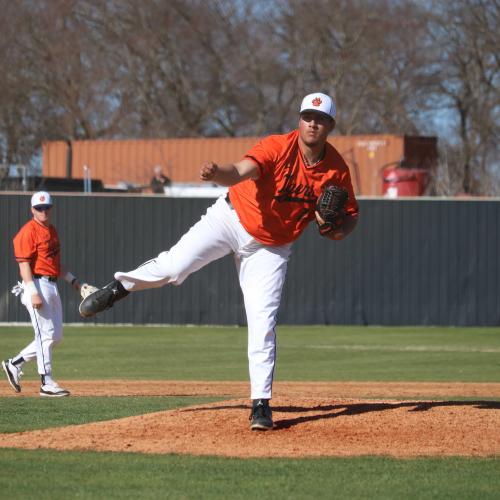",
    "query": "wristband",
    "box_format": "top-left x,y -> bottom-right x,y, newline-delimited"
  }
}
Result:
25,281 -> 38,296
64,272 -> 78,285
